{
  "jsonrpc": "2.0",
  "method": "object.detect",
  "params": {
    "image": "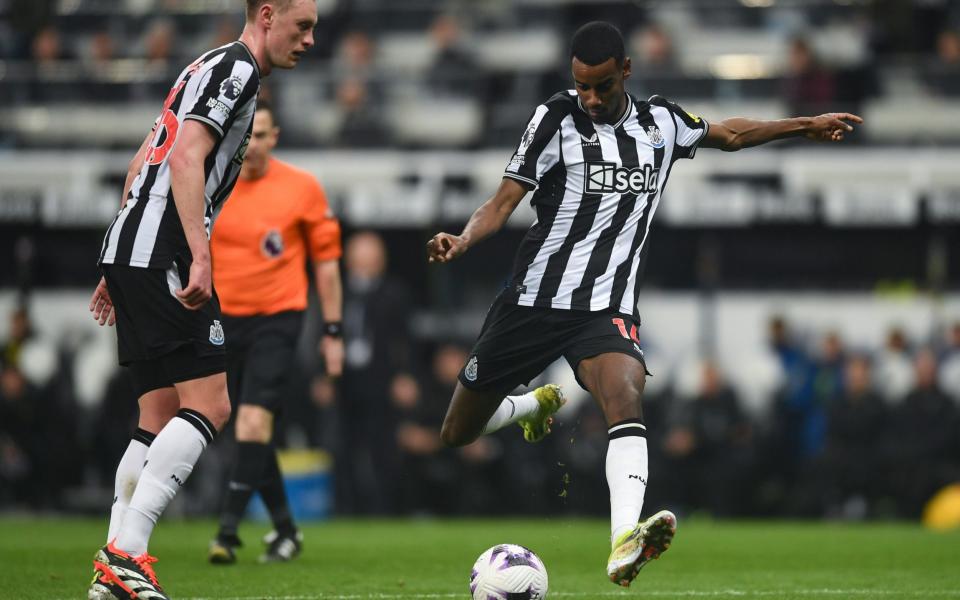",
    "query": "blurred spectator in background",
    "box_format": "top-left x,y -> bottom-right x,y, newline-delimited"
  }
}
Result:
0,361 -> 49,506
6,0 -> 55,59
660,360 -> 753,516
333,30 -> 375,82
26,25 -> 74,103
2,306 -> 33,368
807,331 -> 845,452
334,78 -> 387,147
1,306 -> 56,389
133,18 -> 179,100
90,369 -> 138,489
210,15 -> 242,49
30,24 -> 69,68
426,14 -> 477,97
926,29 -> 960,96
335,231 -> 416,514
631,24 -> 676,74
795,355 -> 887,518
937,322 -> 960,400
782,37 -> 837,118
87,31 -> 115,68
143,18 -> 176,67
84,31 -> 120,101
395,343 -> 466,515
885,348 -> 960,517
874,326 -> 915,404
